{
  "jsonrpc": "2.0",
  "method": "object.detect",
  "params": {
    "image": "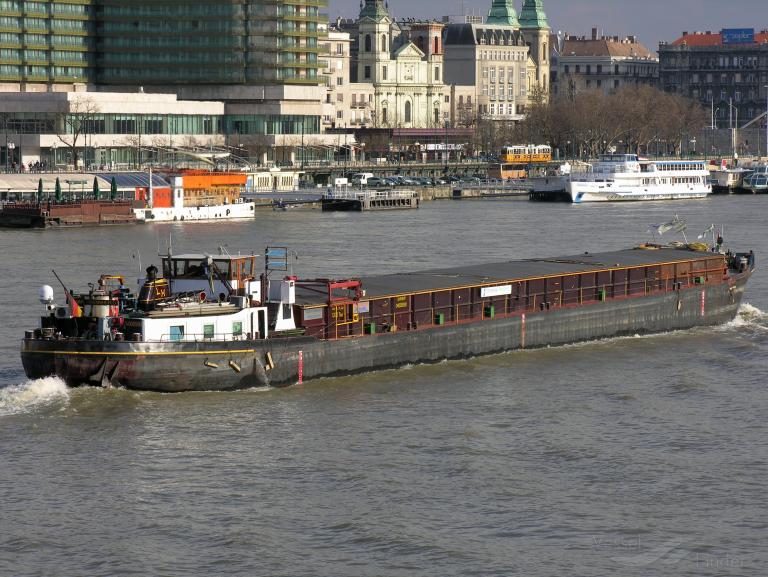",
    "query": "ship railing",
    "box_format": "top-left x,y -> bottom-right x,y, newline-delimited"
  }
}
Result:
324,275 -> 722,339
325,189 -> 418,201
